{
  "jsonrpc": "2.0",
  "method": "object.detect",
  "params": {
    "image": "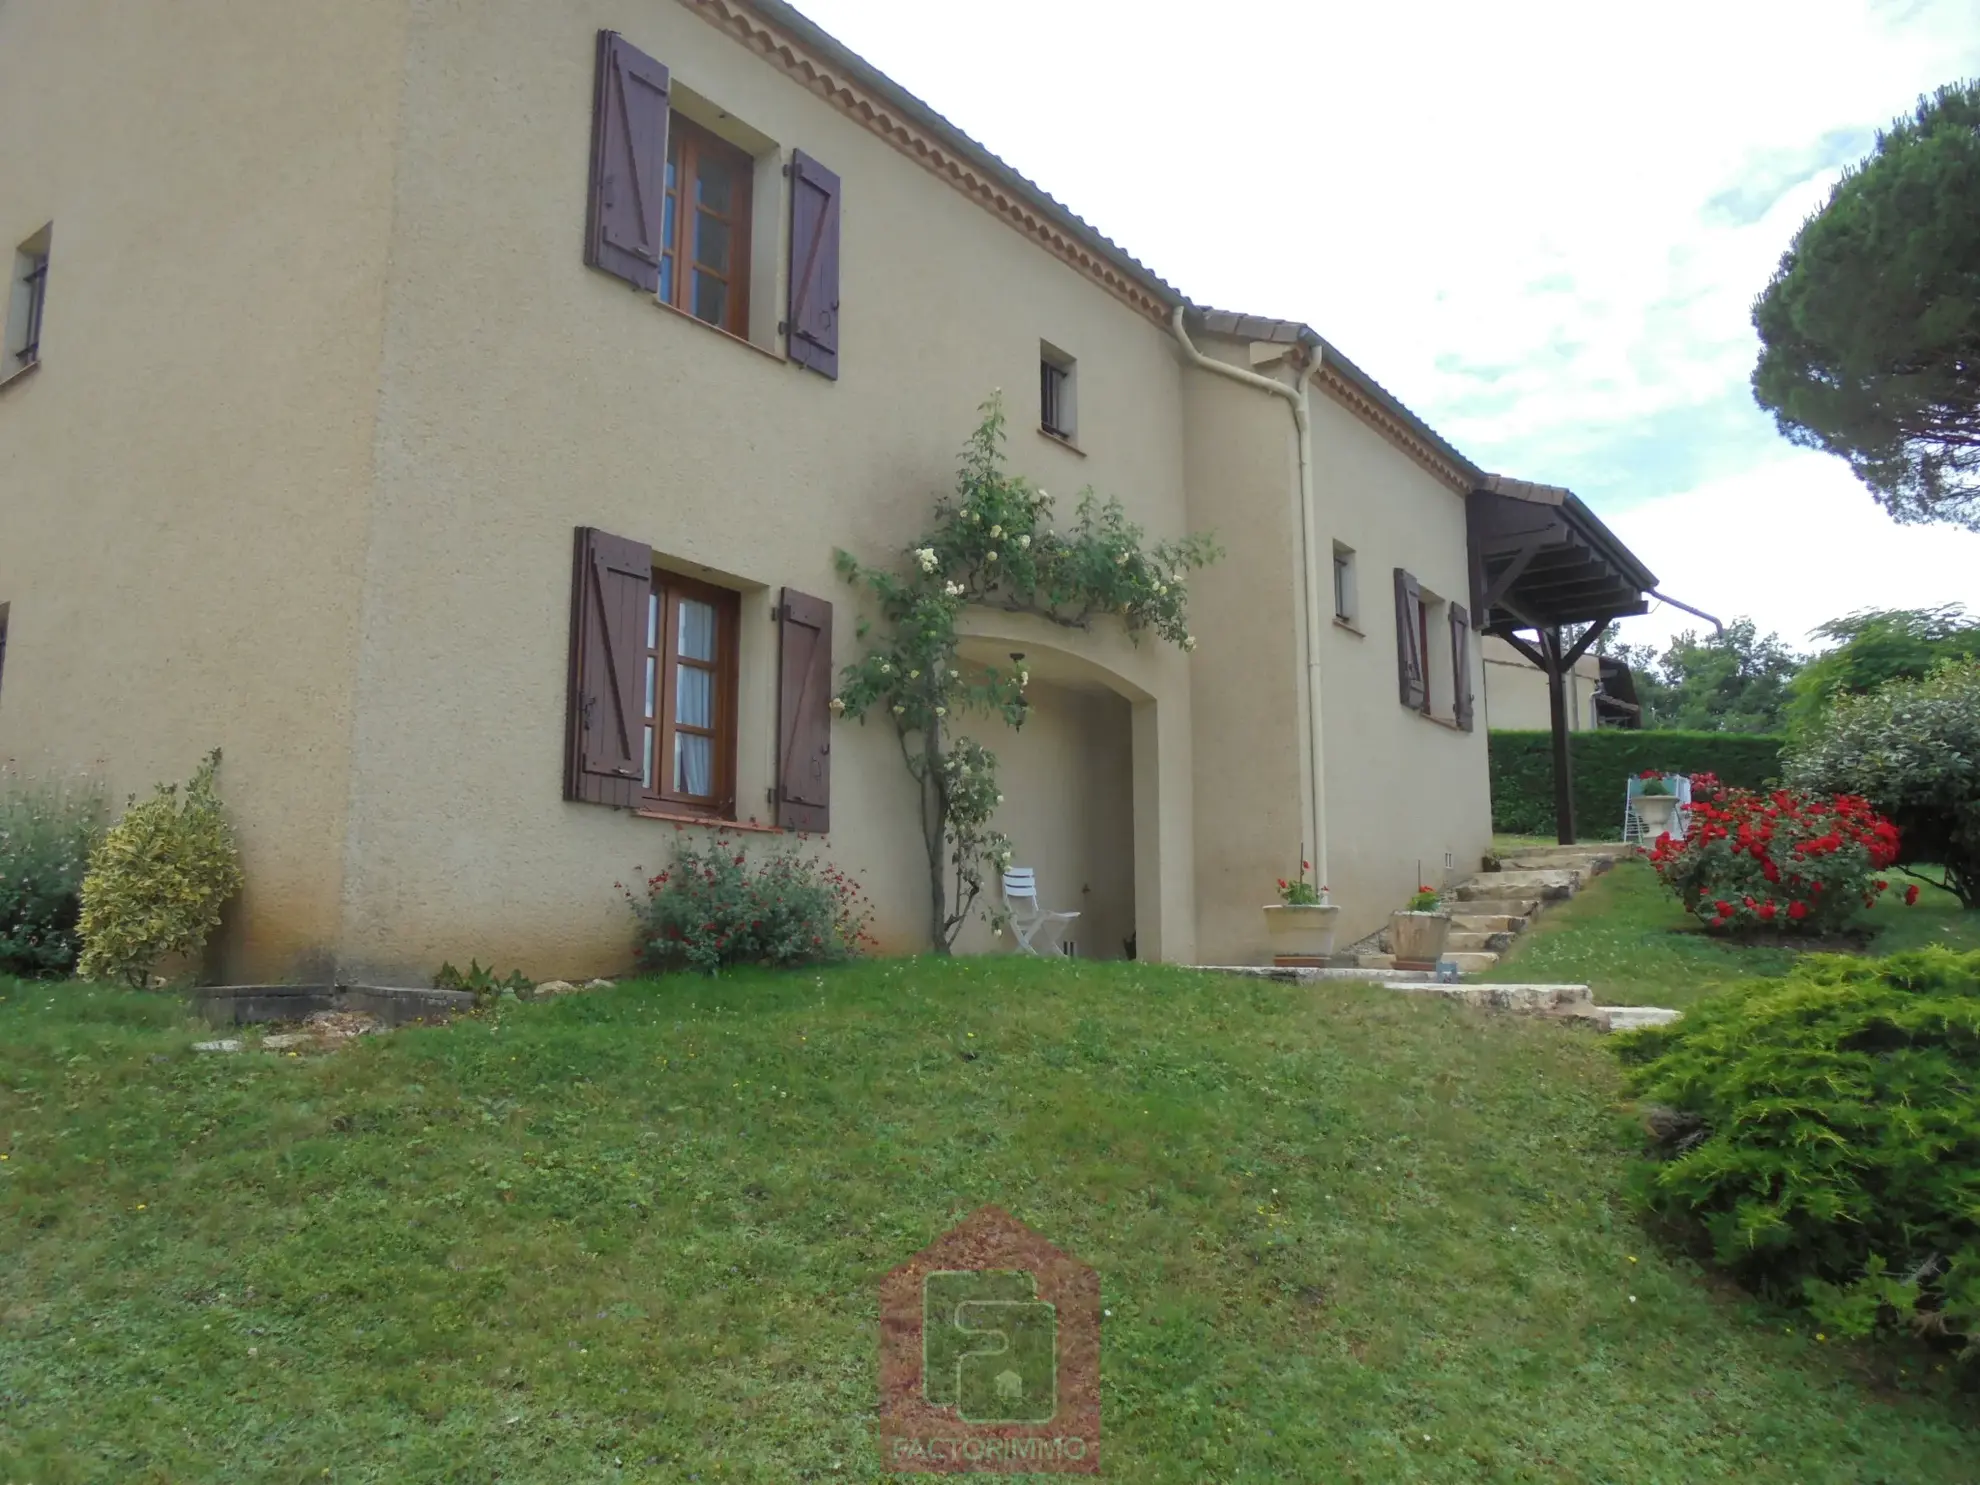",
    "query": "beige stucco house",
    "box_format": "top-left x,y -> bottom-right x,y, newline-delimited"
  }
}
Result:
0,0 -> 1649,983
1482,636 -> 1604,732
